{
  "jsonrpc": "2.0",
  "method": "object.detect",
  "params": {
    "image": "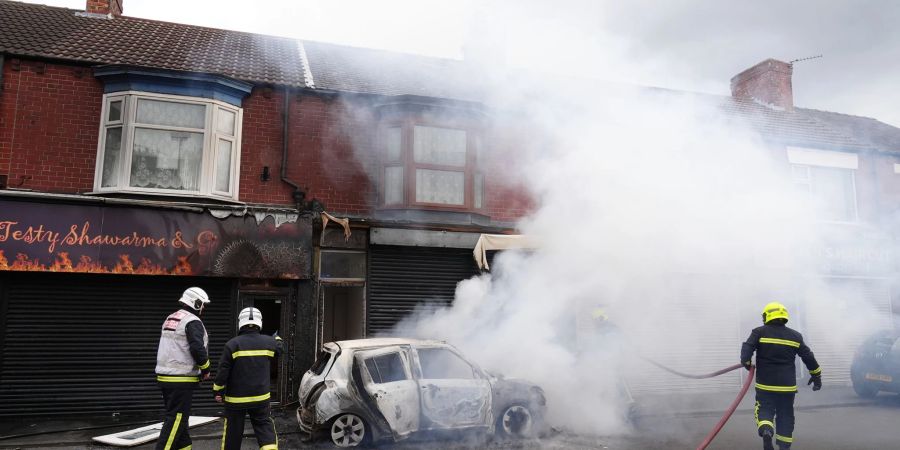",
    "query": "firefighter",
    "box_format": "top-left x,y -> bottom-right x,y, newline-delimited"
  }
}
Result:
213,307 -> 283,450
741,302 -> 822,450
582,306 -> 636,424
155,287 -> 212,450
